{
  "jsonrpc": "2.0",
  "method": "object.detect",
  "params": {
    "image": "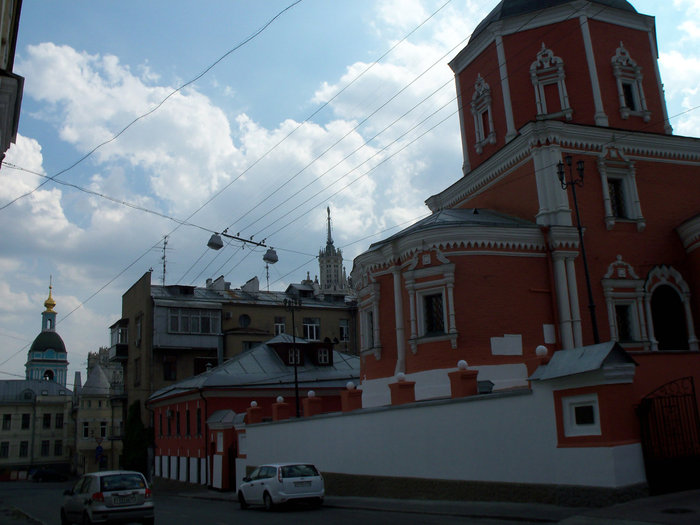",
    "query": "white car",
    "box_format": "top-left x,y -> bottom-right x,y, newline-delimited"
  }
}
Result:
61,470 -> 154,525
238,463 -> 324,510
